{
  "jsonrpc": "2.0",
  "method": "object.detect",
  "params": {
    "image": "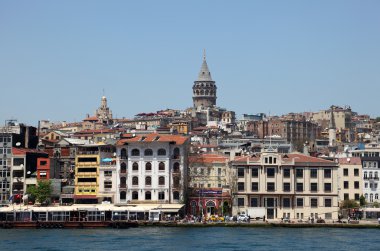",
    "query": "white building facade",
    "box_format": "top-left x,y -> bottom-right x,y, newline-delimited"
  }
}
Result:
115,134 -> 189,205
